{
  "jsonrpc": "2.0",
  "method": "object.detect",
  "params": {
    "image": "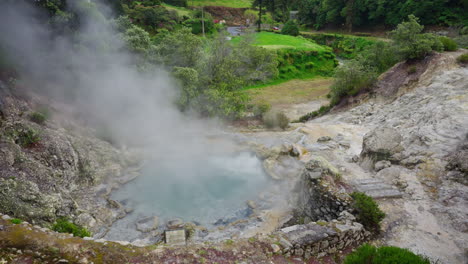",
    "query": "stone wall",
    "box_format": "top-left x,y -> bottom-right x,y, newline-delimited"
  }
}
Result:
292,158 -> 351,223
274,211 -> 371,259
